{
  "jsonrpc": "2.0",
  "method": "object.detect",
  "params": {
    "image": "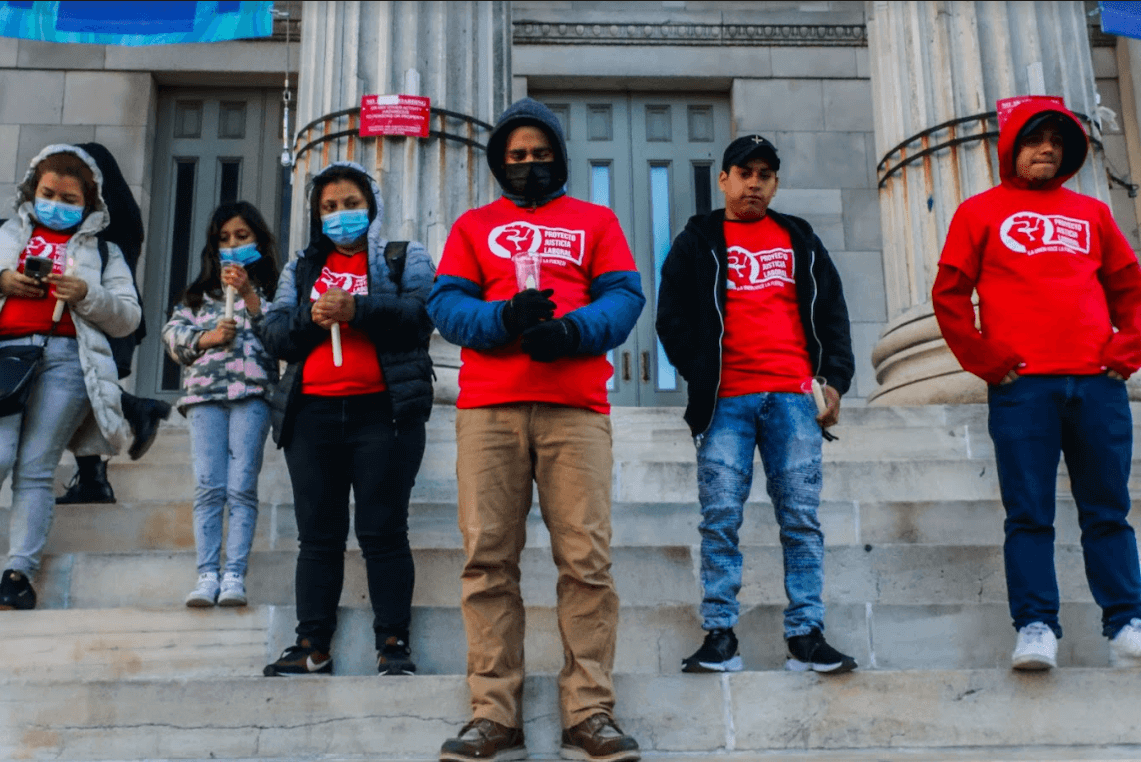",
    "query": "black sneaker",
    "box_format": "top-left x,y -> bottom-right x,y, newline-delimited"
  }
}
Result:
681,628 -> 742,673
377,635 -> 416,675
0,569 -> 37,610
263,638 -> 333,676
785,630 -> 856,674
